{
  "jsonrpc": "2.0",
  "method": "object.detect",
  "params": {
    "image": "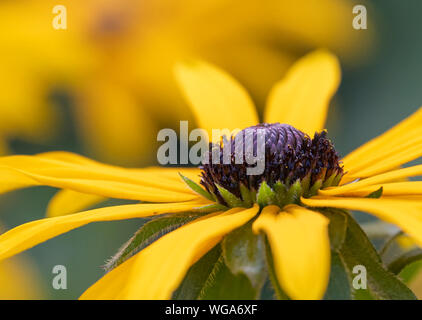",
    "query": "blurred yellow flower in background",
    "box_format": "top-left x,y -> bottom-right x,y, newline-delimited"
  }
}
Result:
0,257 -> 44,299
0,224 -> 43,299
0,0 -> 371,165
